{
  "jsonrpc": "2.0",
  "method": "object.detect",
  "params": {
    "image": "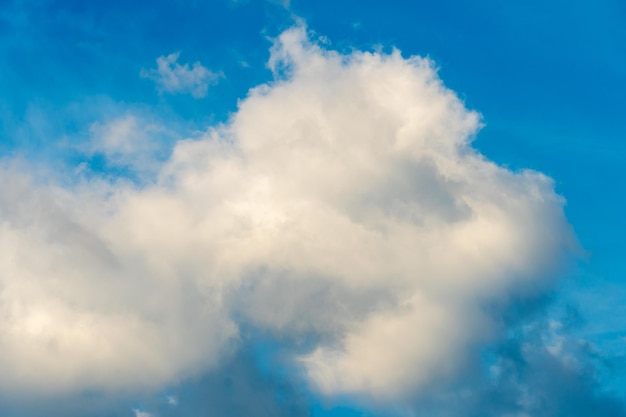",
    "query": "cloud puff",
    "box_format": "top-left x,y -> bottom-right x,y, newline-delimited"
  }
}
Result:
141,52 -> 222,98
0,25 -> 574,407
